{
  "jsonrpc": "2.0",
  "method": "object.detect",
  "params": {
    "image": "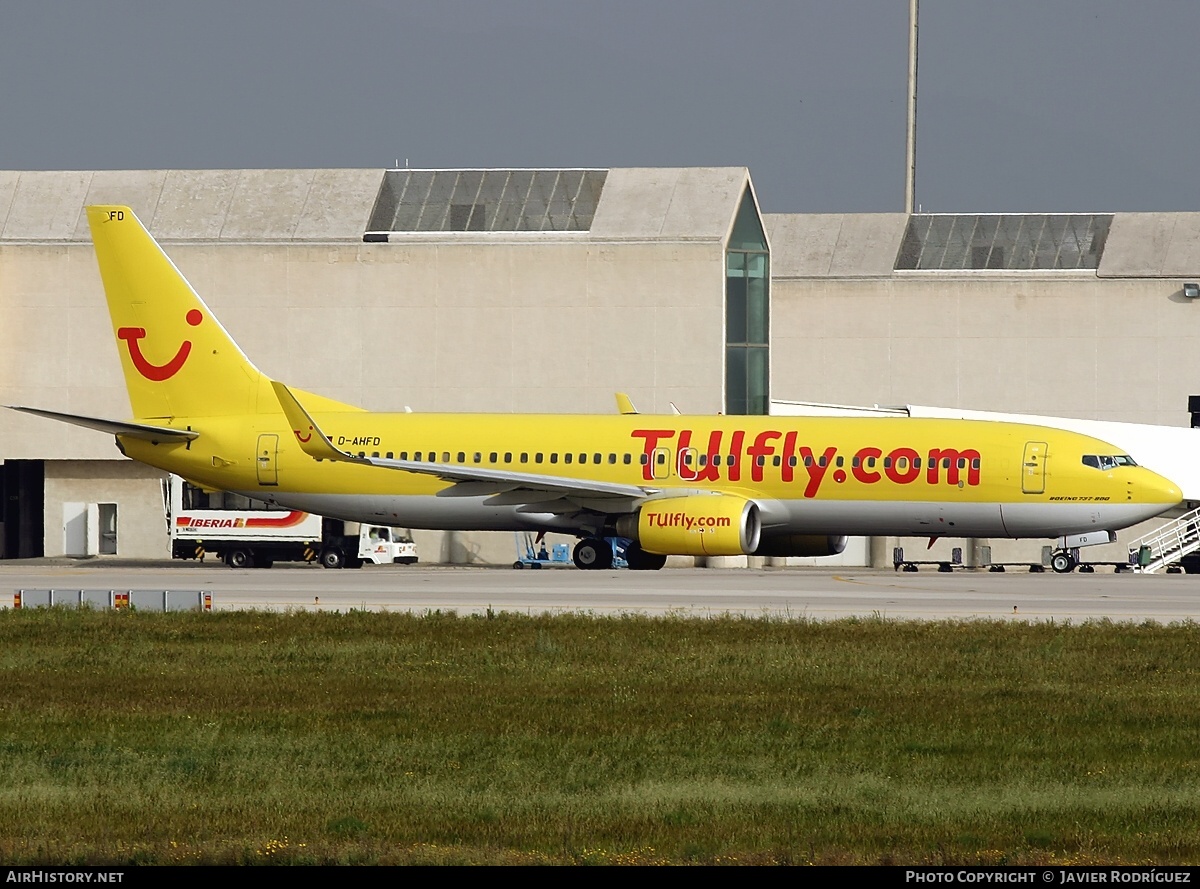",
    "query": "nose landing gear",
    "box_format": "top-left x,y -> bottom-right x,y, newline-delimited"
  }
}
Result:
1050,550 -> 1078,574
